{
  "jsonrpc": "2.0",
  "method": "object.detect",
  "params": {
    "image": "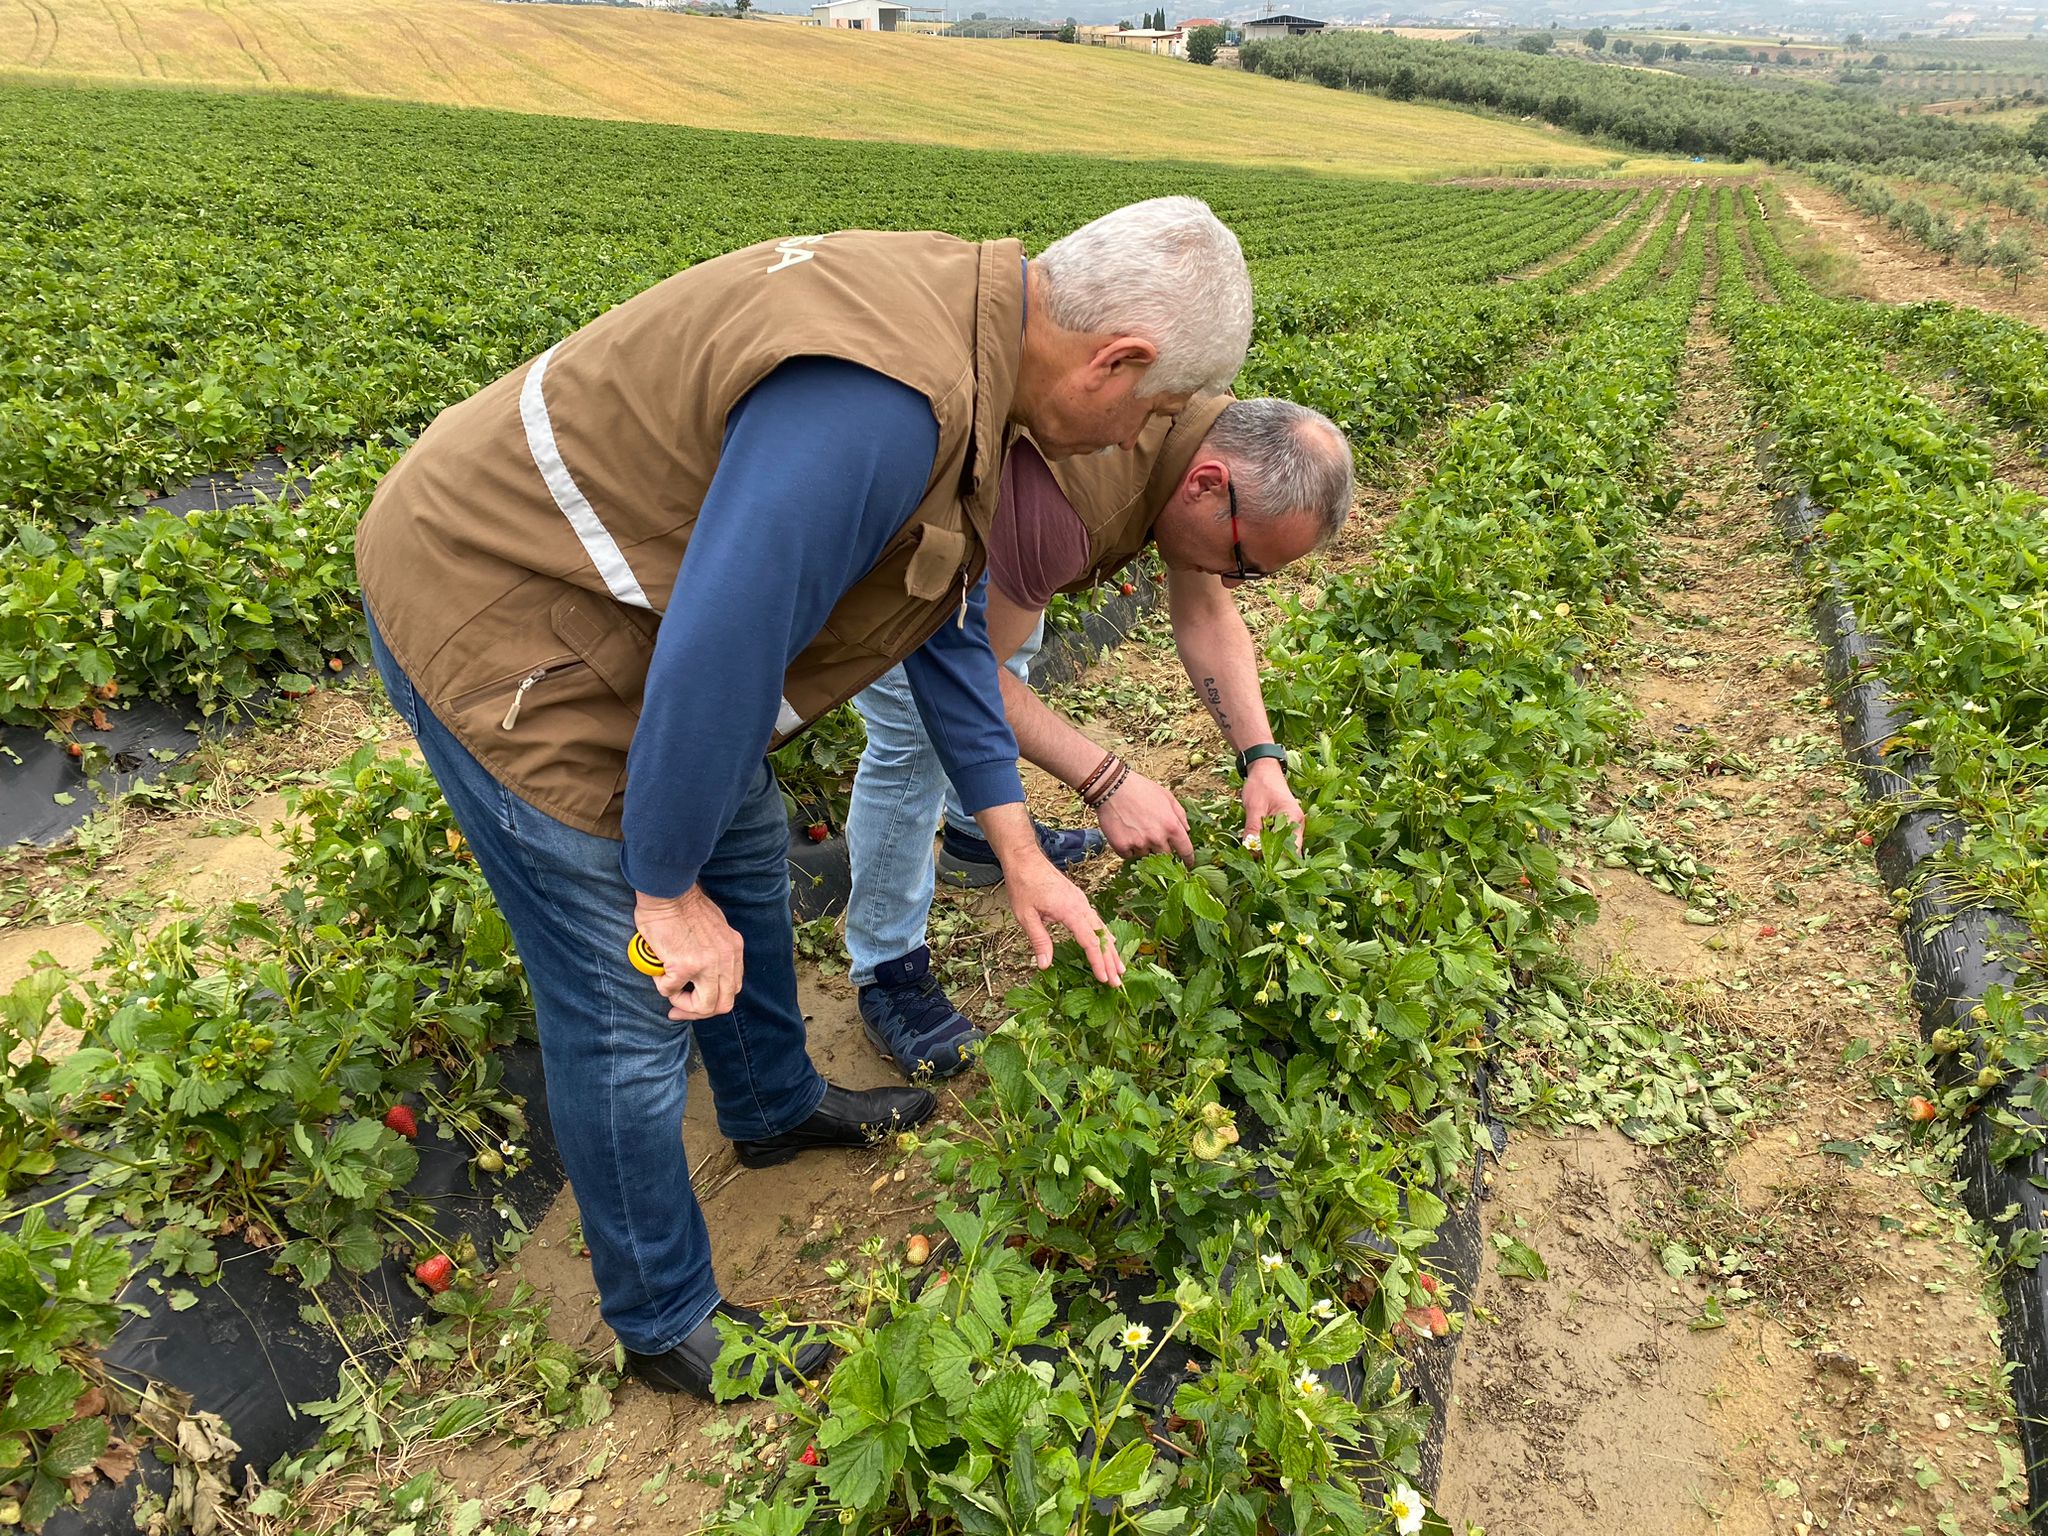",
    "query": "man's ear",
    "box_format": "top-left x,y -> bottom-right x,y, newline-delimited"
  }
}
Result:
1085,335 -> 1160,387
1184,457 -> 1229,505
